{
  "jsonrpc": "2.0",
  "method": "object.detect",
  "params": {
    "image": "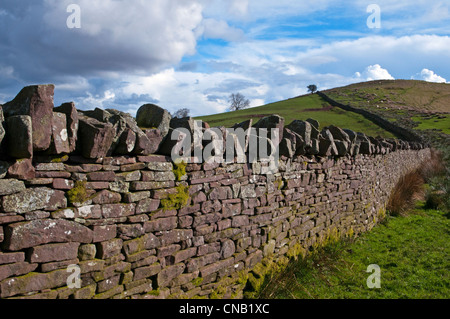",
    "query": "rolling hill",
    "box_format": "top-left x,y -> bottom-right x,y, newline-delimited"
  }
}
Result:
196,80 -> 450,143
